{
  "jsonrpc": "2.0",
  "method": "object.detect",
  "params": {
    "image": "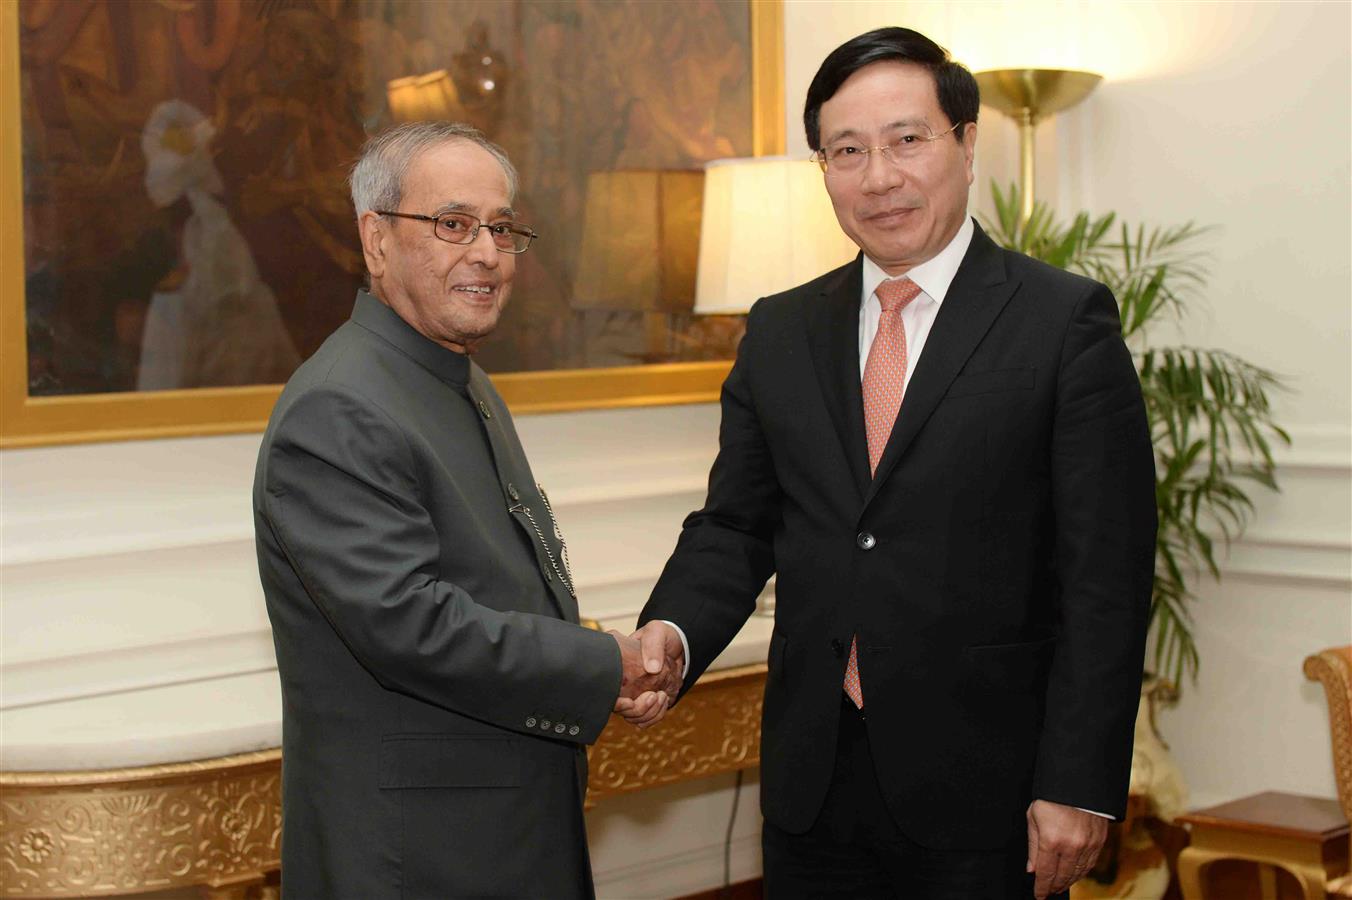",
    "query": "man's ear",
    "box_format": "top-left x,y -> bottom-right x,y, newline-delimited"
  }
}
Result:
961,122 -> 978,183
358,211 -> 387,279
